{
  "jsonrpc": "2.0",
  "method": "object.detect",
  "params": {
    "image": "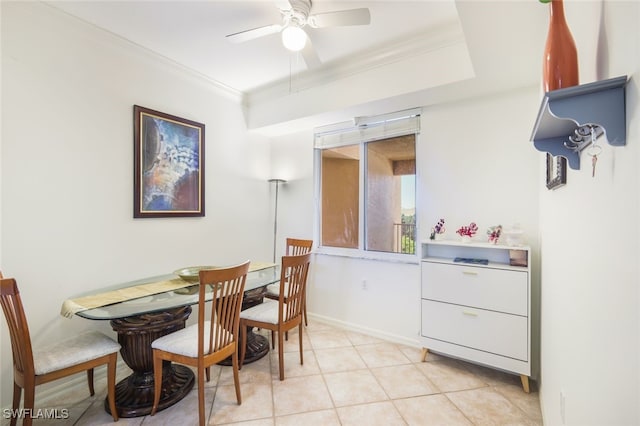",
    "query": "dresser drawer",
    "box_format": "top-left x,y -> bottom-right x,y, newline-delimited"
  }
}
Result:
421,299 -> 528,361
421,261 -> 527,316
